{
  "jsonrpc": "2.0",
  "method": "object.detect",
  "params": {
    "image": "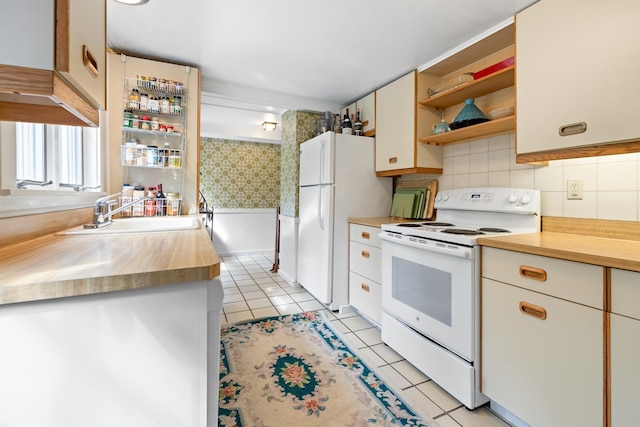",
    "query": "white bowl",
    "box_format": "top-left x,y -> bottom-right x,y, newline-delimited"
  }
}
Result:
488,106 -> 515,120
